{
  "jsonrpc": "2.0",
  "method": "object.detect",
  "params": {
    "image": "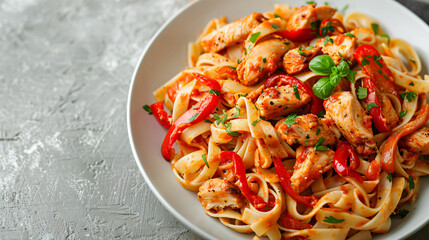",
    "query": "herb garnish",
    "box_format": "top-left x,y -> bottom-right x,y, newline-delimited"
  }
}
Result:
143,105 -> 152,115
399,110 -> 407,118
314,137 -> 329,151
209,89 -> 220,96
323,216 -> 345,223
409,176 -> 415,190
400,91 -> 417,102
283,114 -> 298,127
367,102 -> 379,111
357,86 -> 368,99
249,32 -> 261,44
202,154 -> 209,168
293,84 -> 300,100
